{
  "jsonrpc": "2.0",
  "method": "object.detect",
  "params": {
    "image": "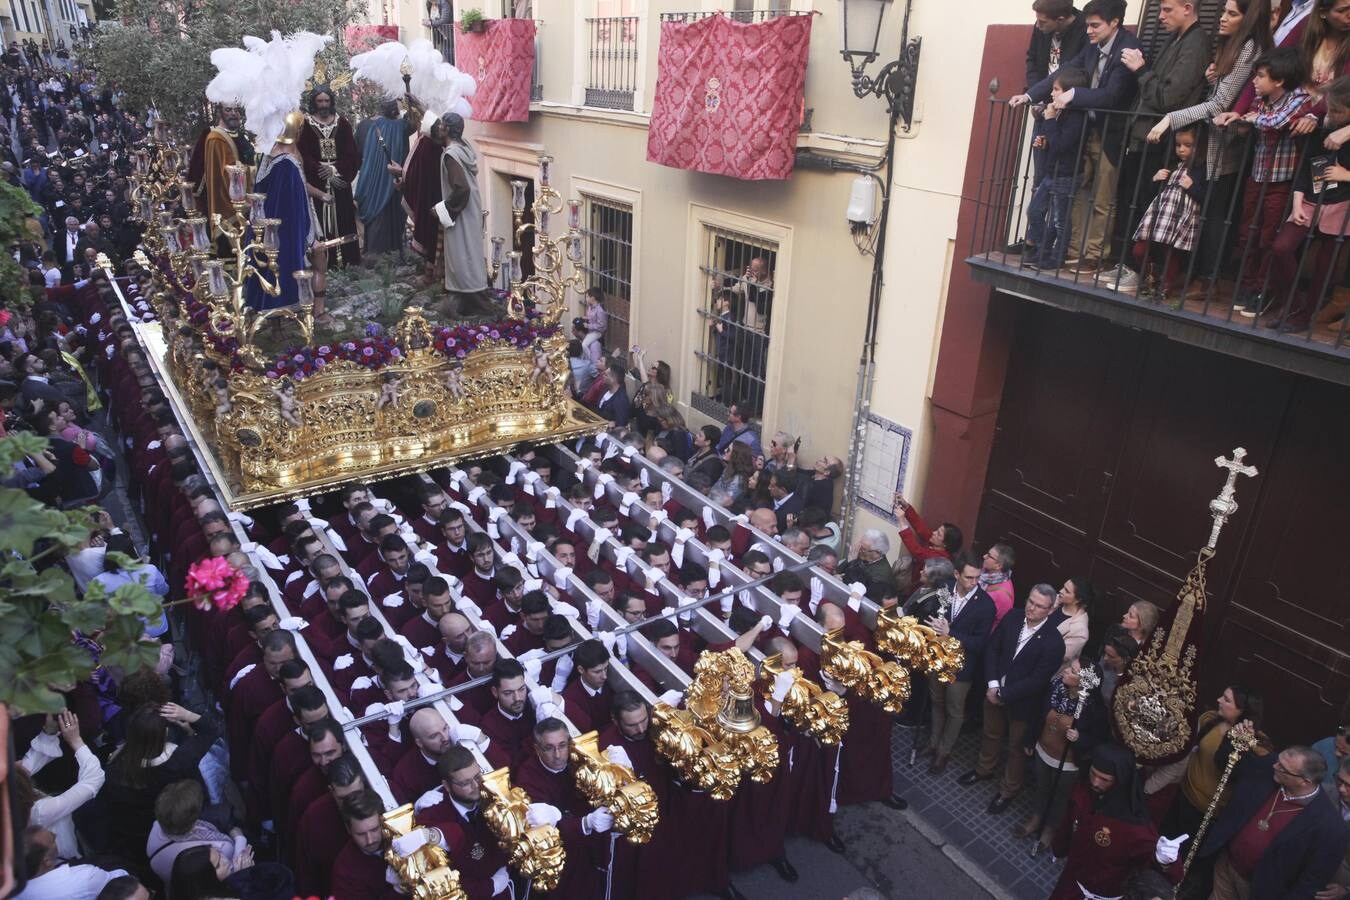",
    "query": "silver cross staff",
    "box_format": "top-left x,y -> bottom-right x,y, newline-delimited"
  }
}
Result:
1207,448 -> 1258,550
